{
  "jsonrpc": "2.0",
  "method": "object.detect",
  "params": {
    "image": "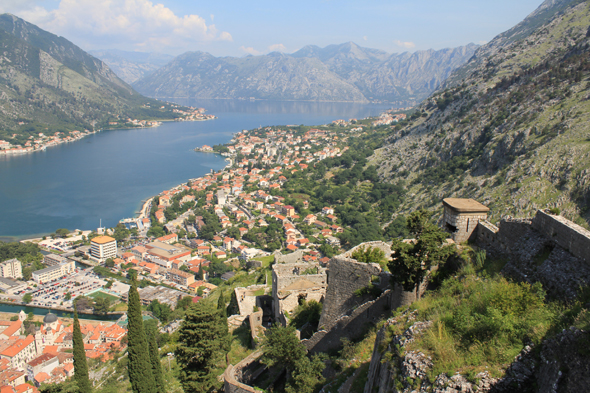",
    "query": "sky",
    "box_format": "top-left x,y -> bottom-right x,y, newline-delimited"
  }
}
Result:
2,0 -> 545,57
